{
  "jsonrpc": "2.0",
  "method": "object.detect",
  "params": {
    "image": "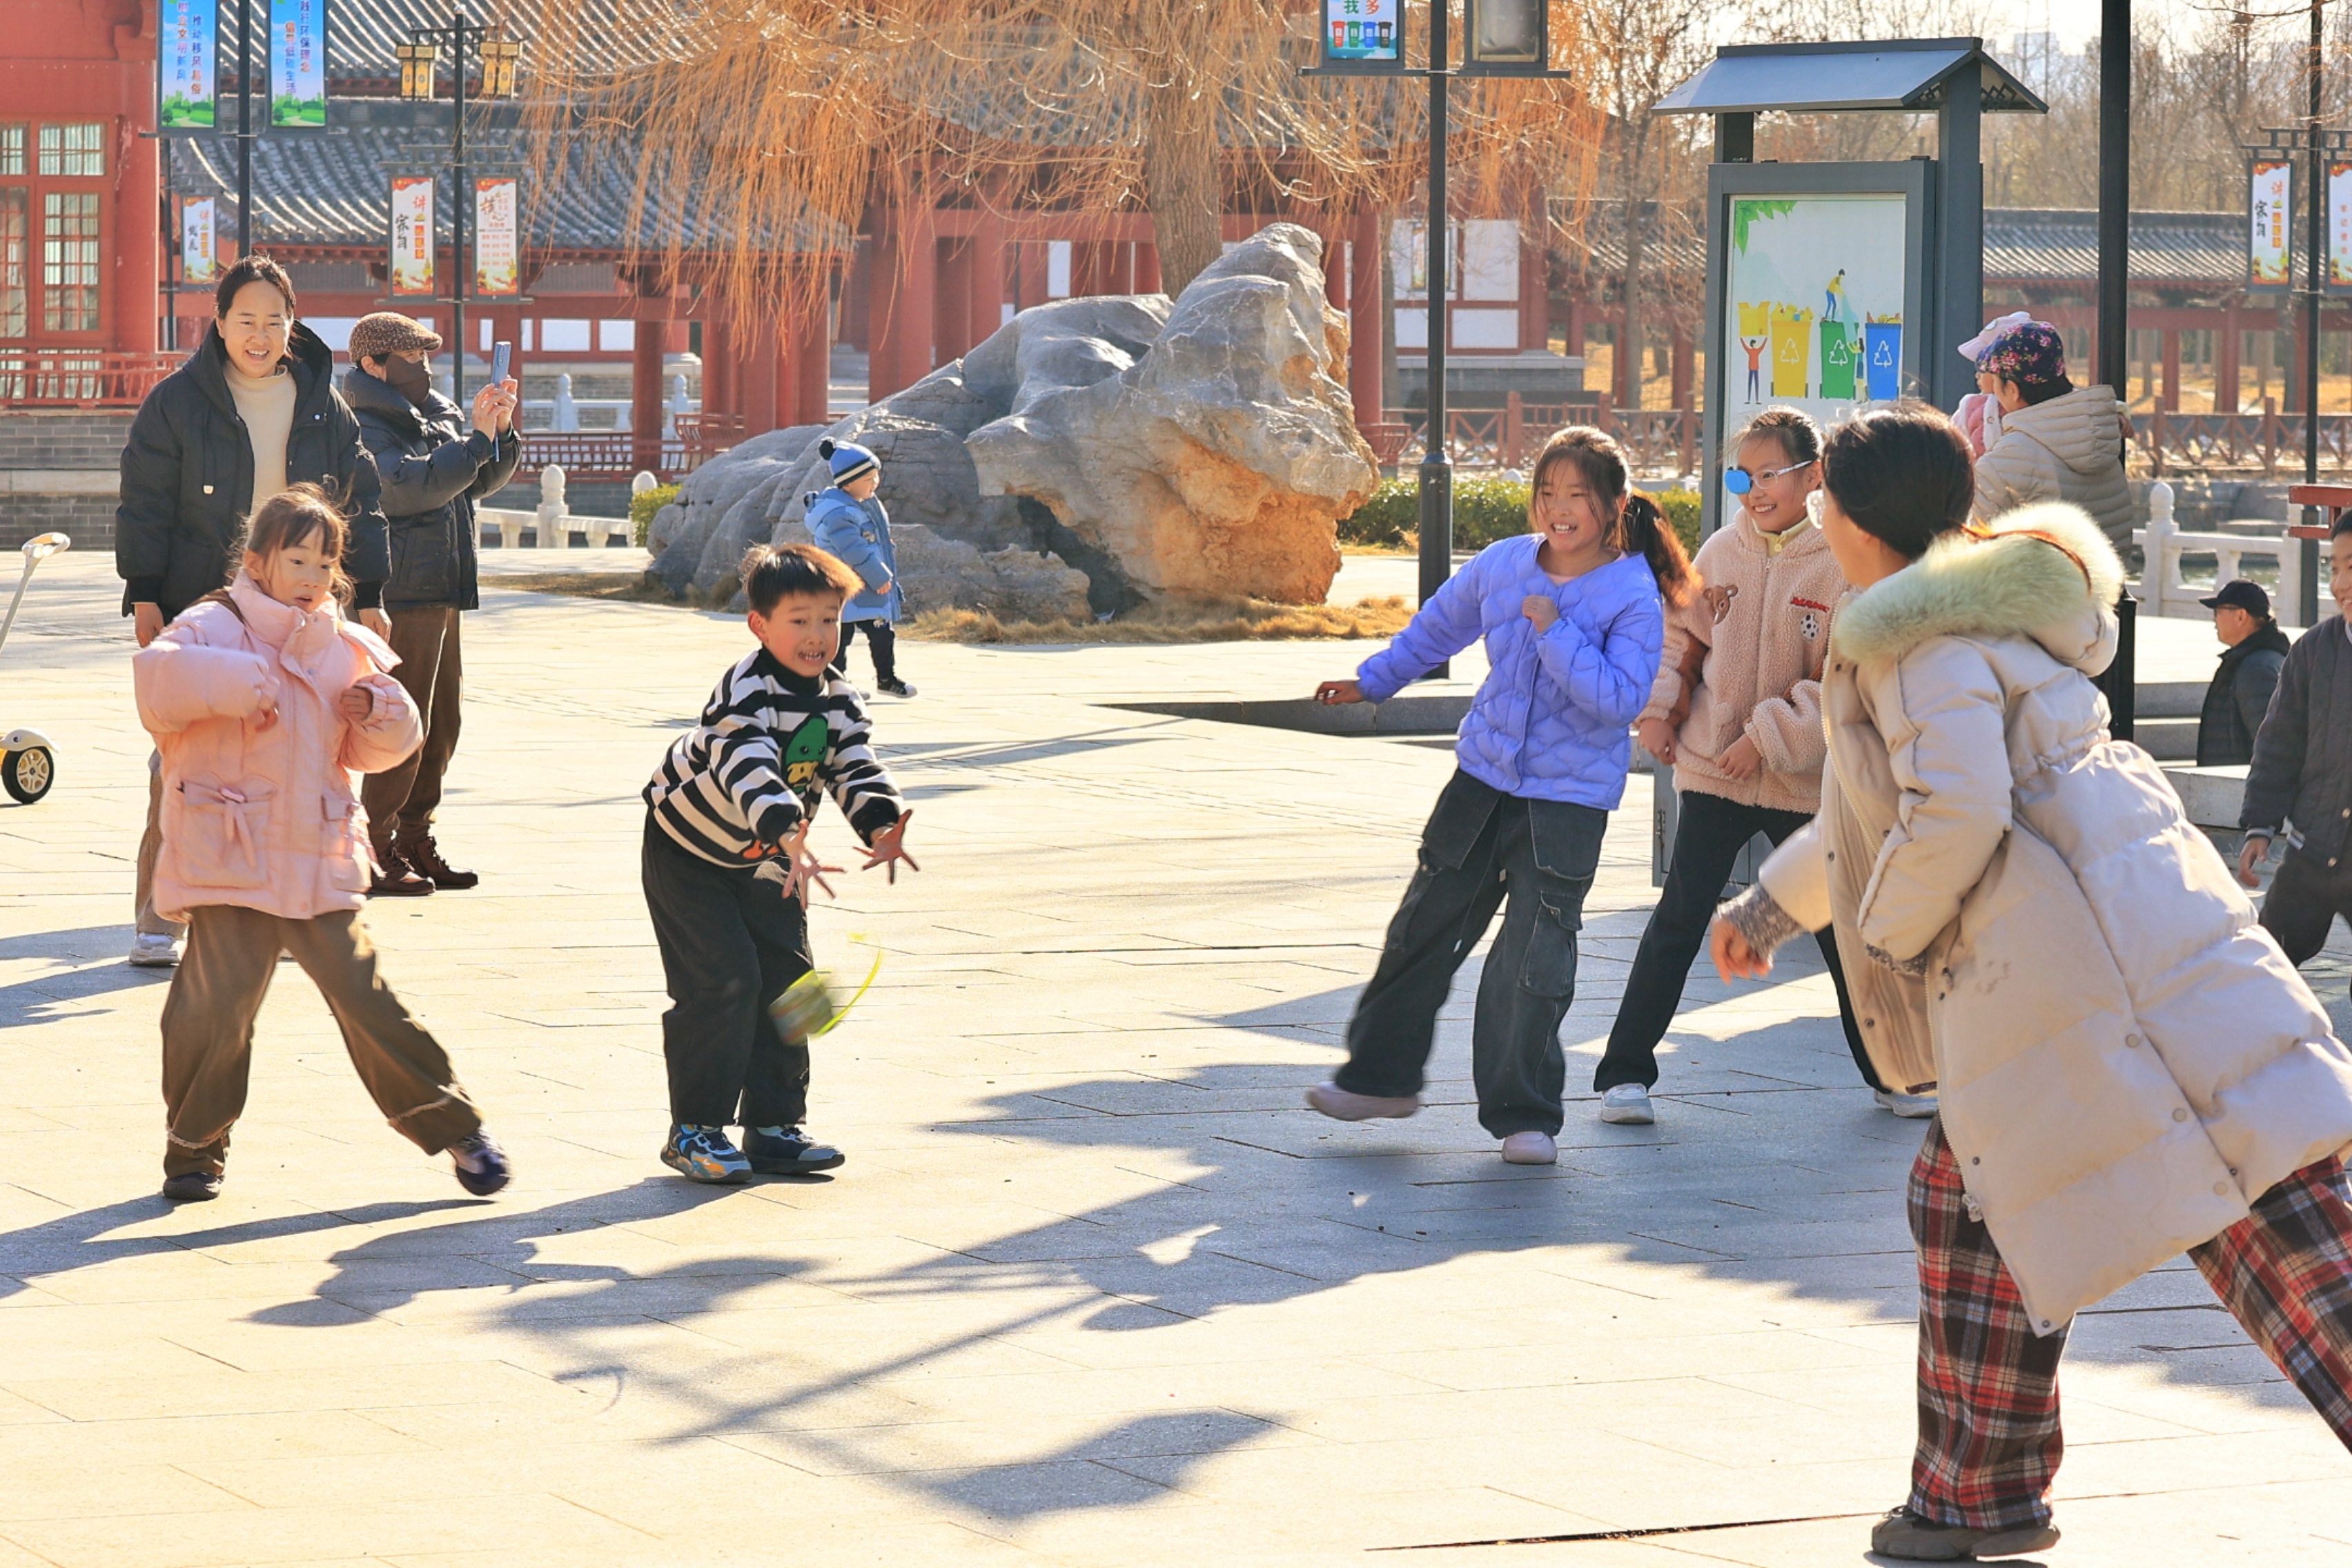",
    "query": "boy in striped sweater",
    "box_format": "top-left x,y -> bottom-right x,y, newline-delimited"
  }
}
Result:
641,543 -> 917,1183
